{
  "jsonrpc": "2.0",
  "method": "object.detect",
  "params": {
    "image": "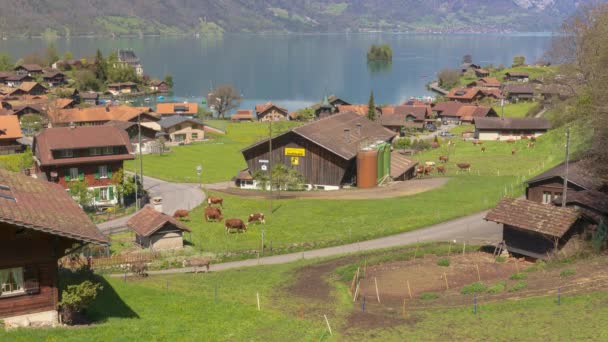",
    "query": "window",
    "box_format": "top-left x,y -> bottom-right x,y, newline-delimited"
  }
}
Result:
99,187 -> 109,201
542,191 -> 552,204
191,133 -> 198,140
90,147 -> 101,156
554,192 -> 563,200
59,149 -> 73,158
99,165 -> 108,179
103,146 -> 114,155
68,167 -> 79,181
0,267 -> 24,297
